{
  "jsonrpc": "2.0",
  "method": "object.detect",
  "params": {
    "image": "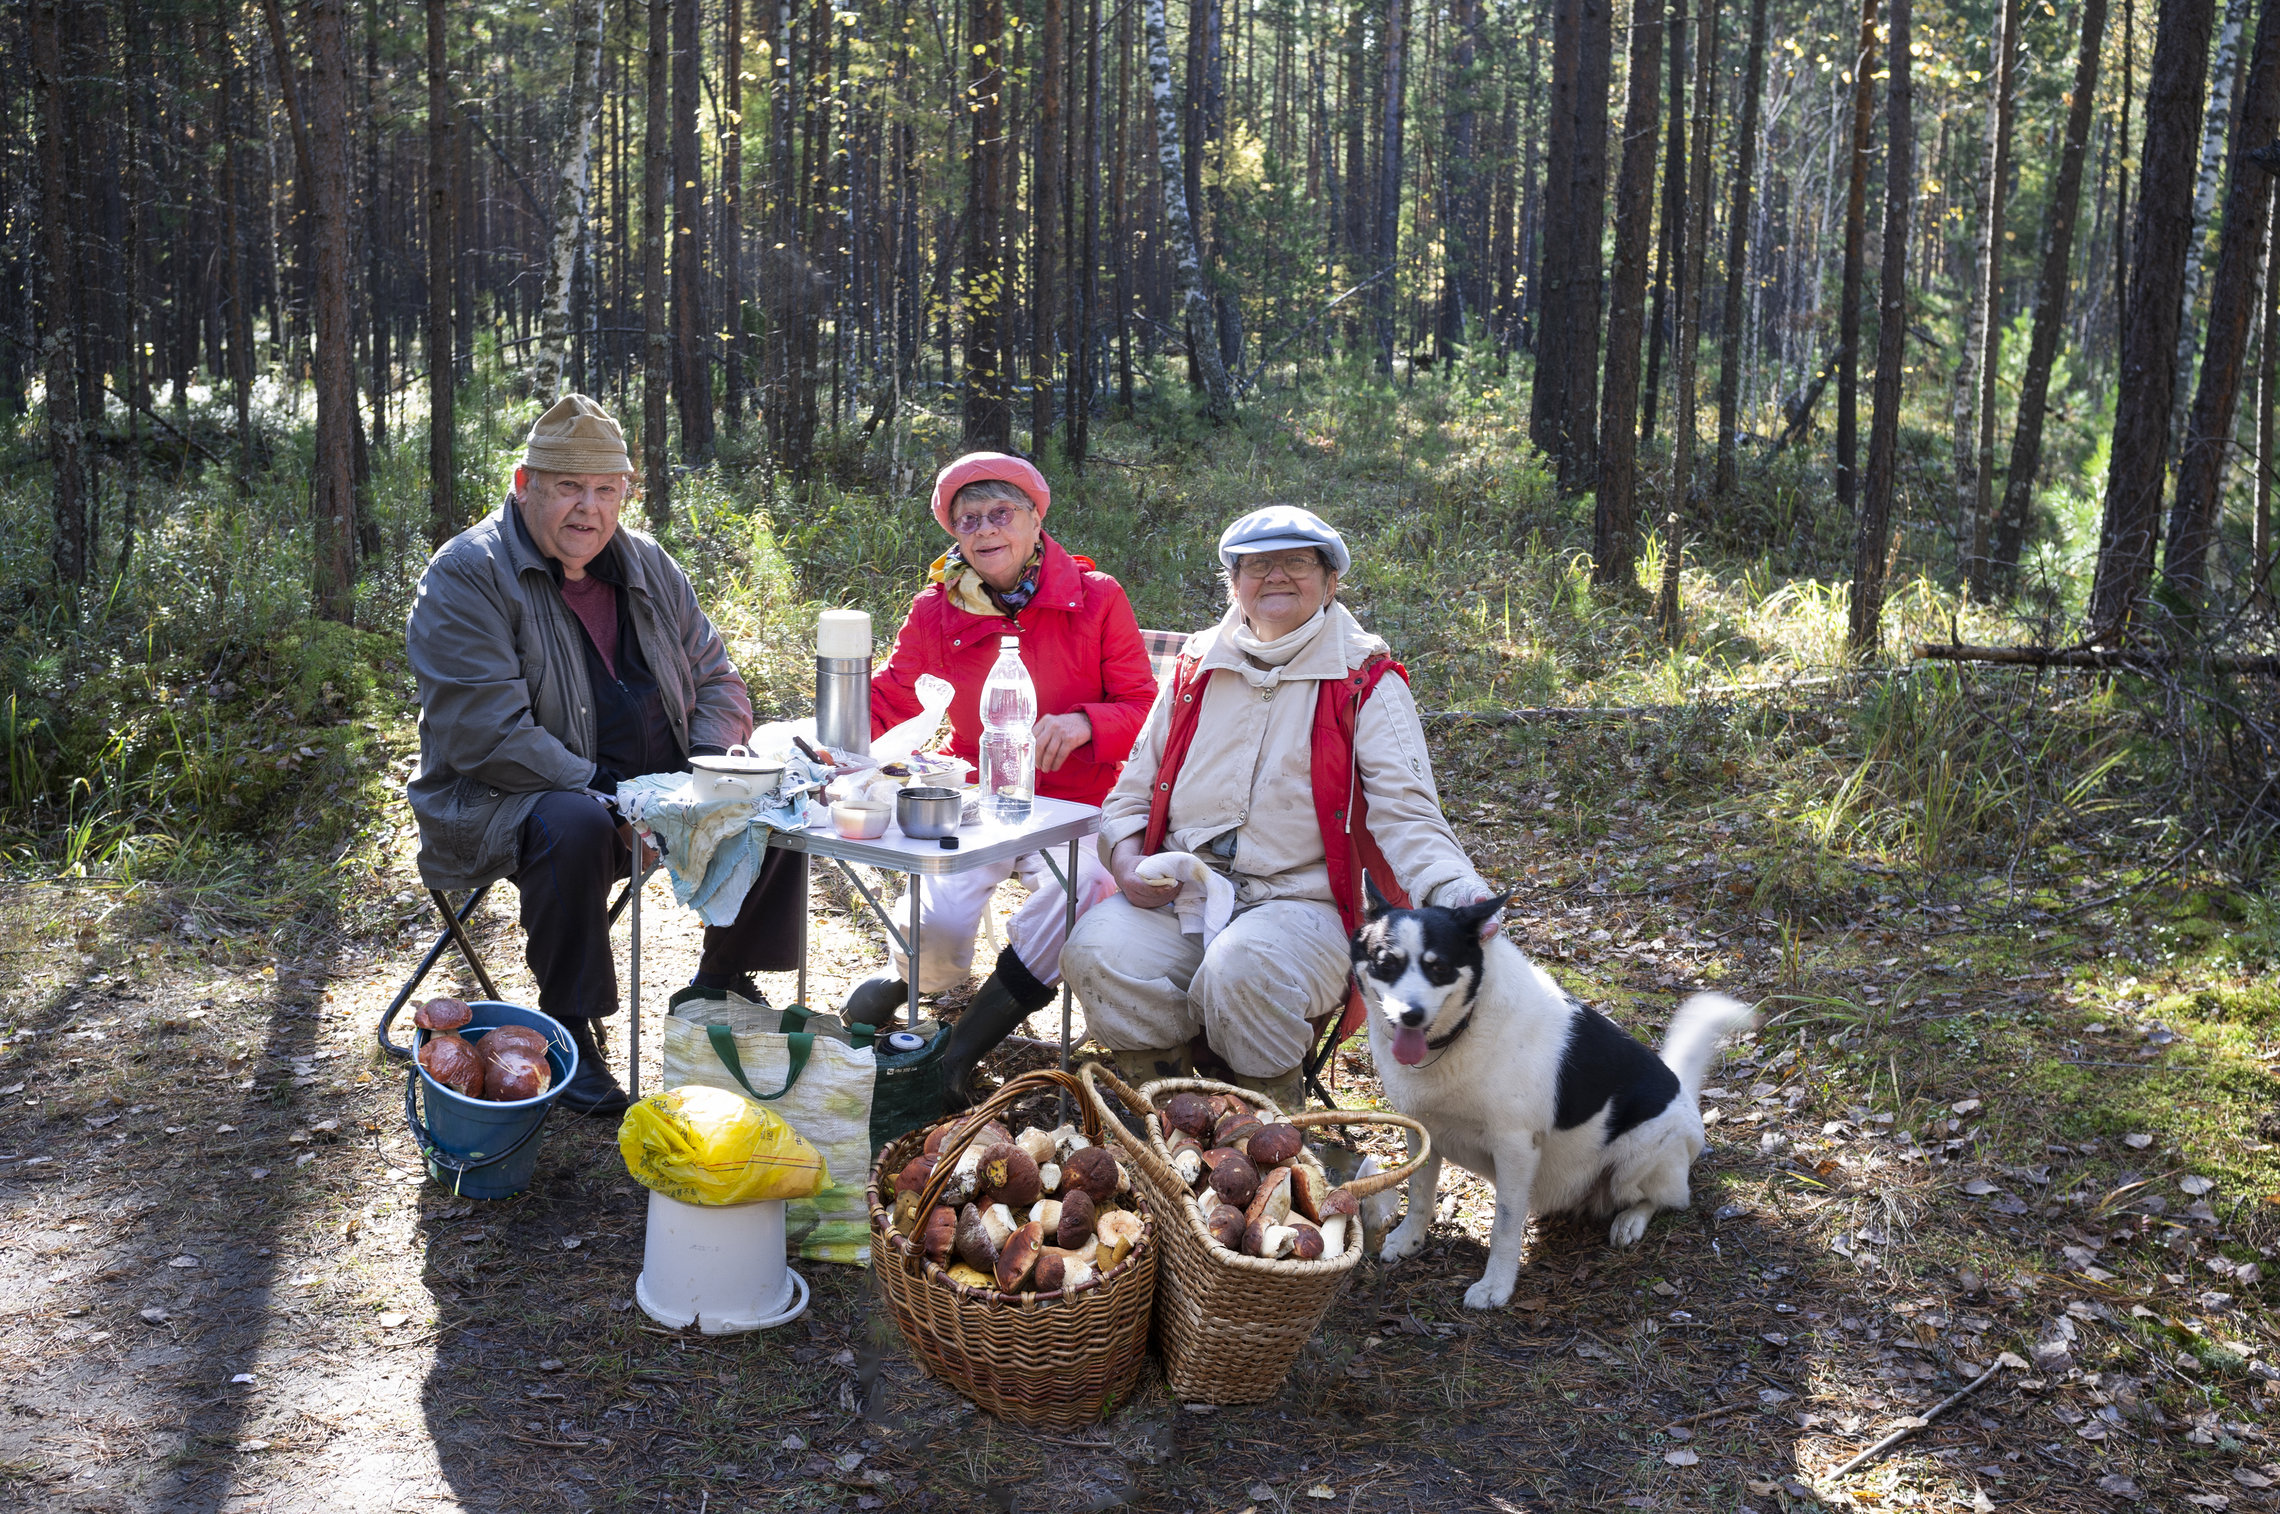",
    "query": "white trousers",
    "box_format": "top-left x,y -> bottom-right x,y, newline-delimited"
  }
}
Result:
888,846 -> 1115,996
1061,893 -> 1351,1077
